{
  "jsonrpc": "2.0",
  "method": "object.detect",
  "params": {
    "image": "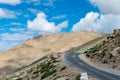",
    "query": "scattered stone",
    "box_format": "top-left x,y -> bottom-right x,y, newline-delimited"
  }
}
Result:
56,76 -> 68,80
110,47 -> 120,57
10,77 -> 19,80
113,29 -> 120,36
85,29 -> 120,71
53,63 -> 59,66
19,72 -> 27,79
